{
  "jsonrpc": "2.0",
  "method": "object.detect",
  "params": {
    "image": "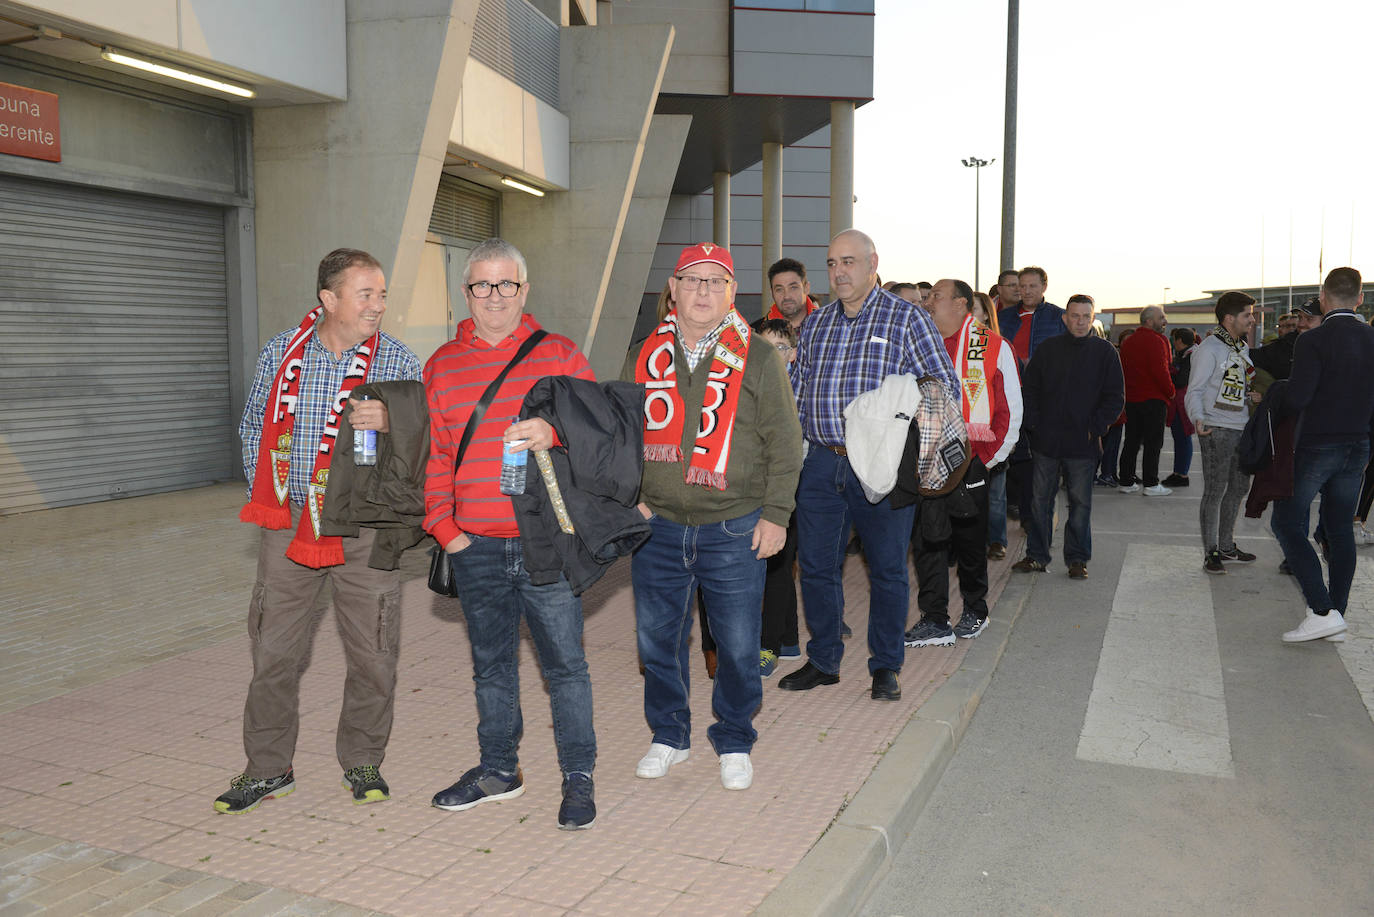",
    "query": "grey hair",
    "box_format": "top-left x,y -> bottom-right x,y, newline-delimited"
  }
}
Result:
1139,305 -> 1163,324
462,237 -> 528,285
